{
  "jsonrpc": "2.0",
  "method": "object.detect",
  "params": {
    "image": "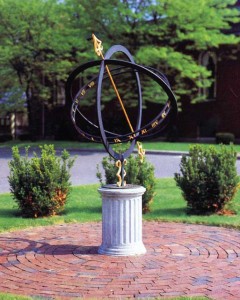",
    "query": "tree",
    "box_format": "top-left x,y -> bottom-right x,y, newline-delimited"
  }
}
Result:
0,0 -> 239,139
0,0 -> 88,139
68,0 -> 240,105
134,0 -> 240,104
